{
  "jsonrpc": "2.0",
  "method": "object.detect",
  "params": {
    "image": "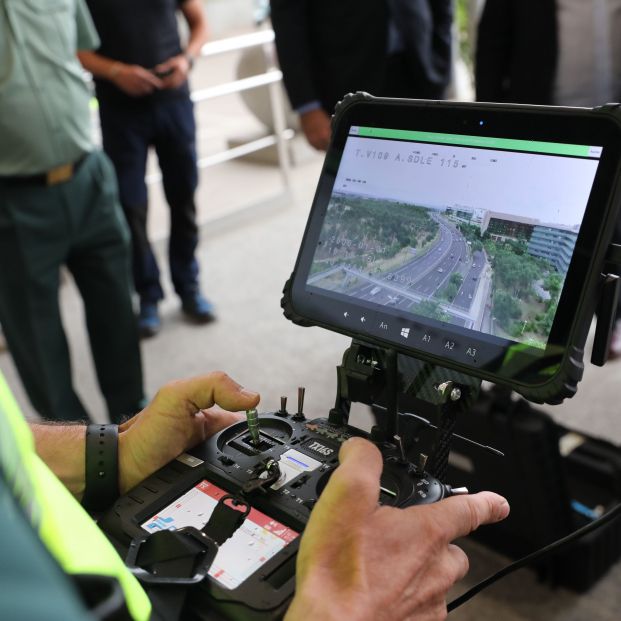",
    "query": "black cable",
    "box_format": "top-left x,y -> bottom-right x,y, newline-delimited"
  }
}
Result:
447,501 -> 621,612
